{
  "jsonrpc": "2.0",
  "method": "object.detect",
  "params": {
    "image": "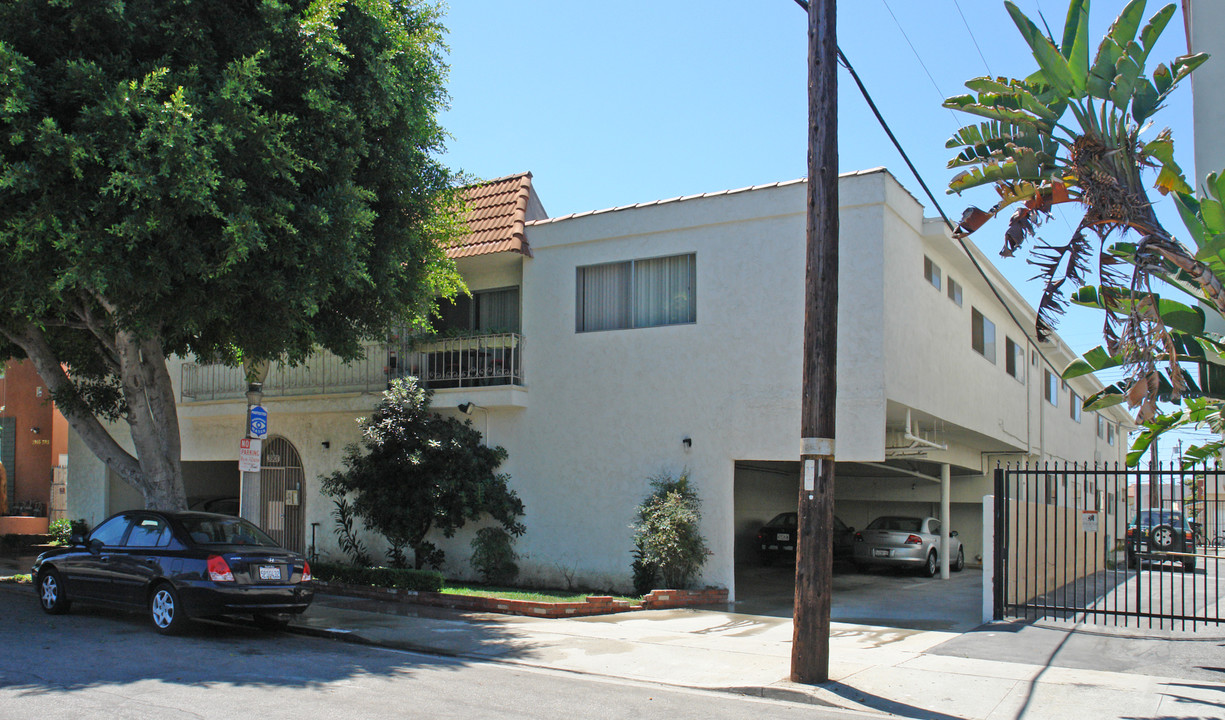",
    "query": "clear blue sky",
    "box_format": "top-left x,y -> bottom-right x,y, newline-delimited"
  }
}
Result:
436,0 -> 1210,461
